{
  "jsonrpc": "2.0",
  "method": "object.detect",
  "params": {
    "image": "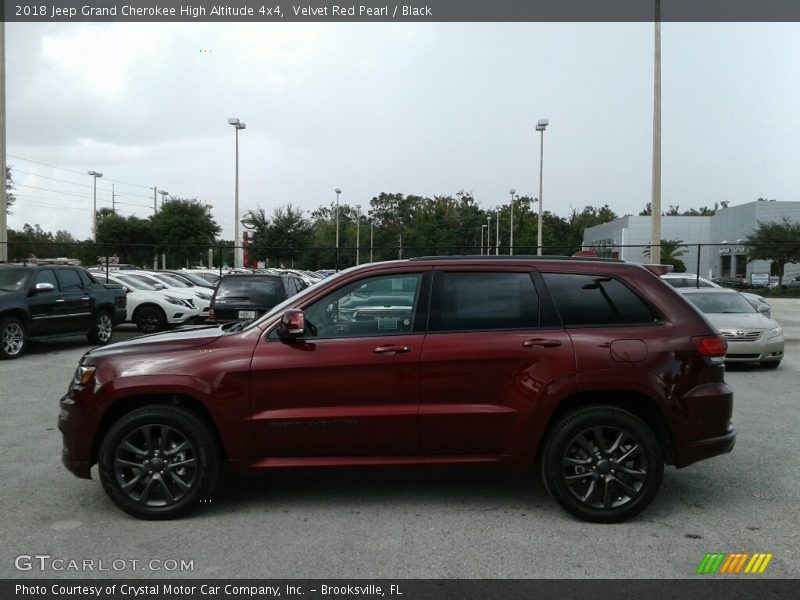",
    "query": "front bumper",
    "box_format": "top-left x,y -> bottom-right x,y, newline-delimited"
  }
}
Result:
58,392 -> 93,479
725,335 -> 784,362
